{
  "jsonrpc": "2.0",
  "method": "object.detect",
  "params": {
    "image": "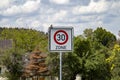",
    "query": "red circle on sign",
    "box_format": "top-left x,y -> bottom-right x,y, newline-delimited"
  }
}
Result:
54,30 -> 68,45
